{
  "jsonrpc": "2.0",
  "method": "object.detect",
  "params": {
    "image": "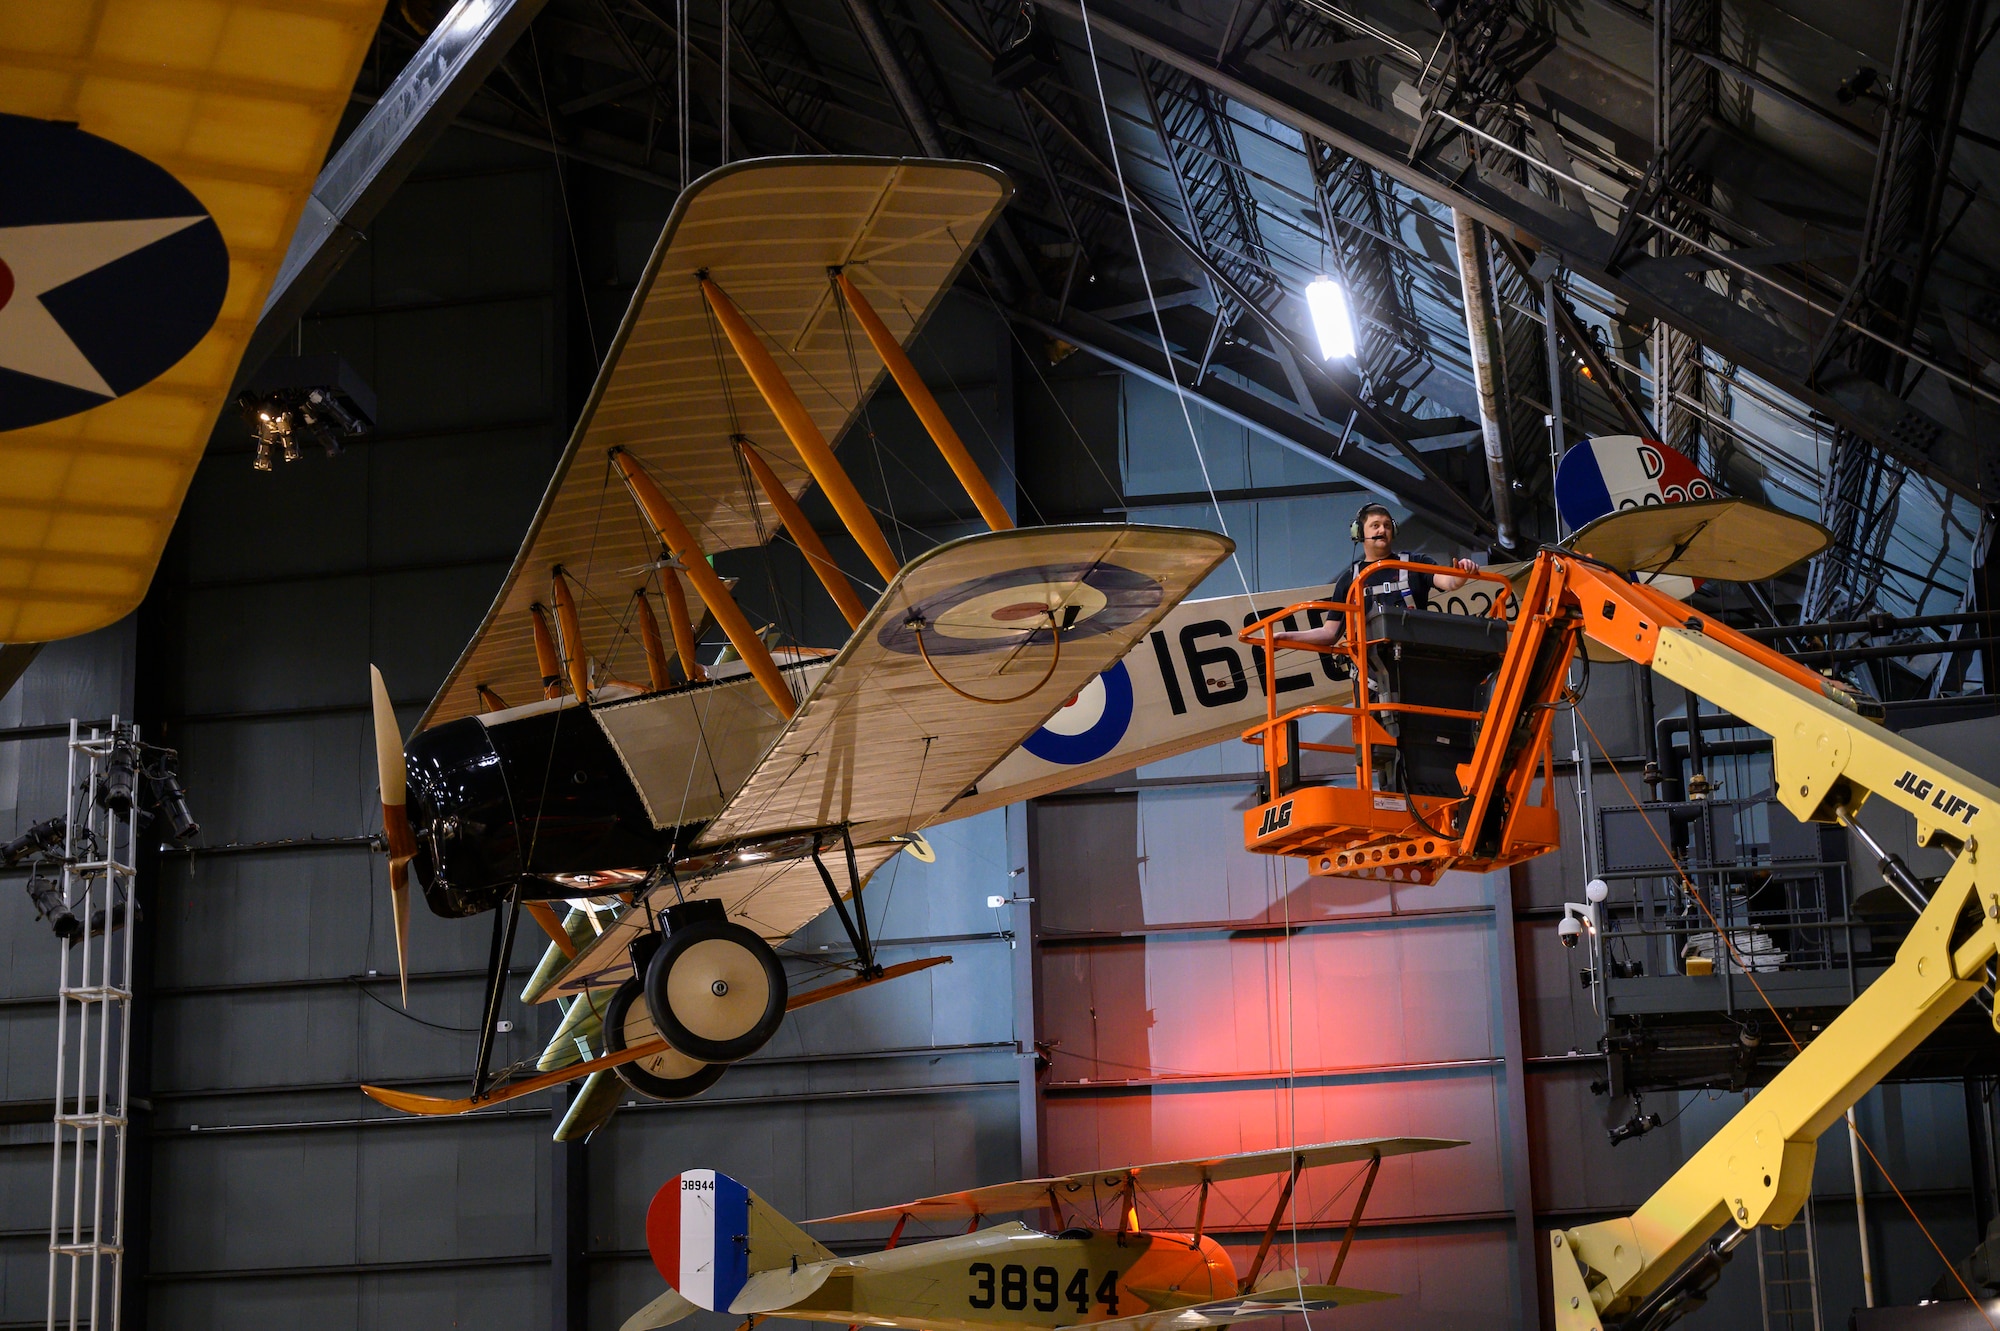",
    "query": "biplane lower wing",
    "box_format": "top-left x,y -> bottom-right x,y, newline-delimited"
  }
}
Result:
533,839 -> 903,1002
1074,1284 -> 1398,1330
692,523 -> 1236,850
